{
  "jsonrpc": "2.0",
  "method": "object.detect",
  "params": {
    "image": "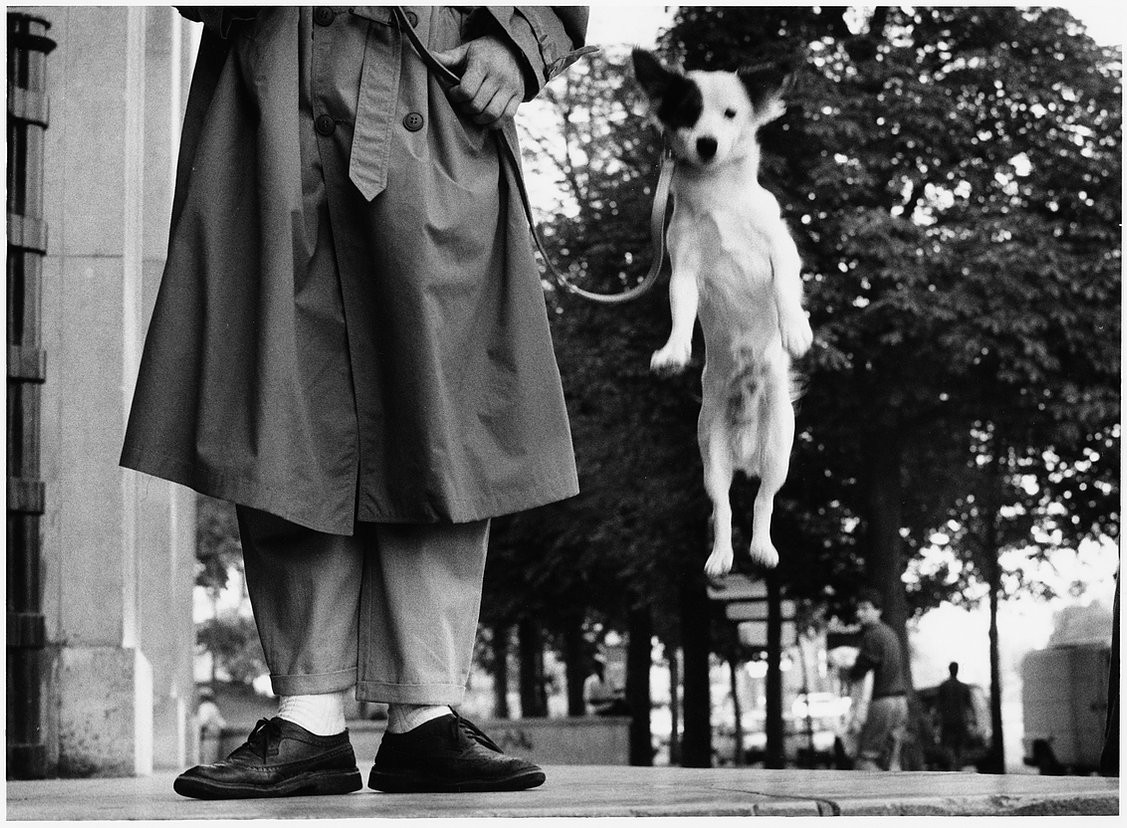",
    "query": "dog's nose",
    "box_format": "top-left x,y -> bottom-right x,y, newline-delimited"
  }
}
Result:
696,136 -> 718,162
